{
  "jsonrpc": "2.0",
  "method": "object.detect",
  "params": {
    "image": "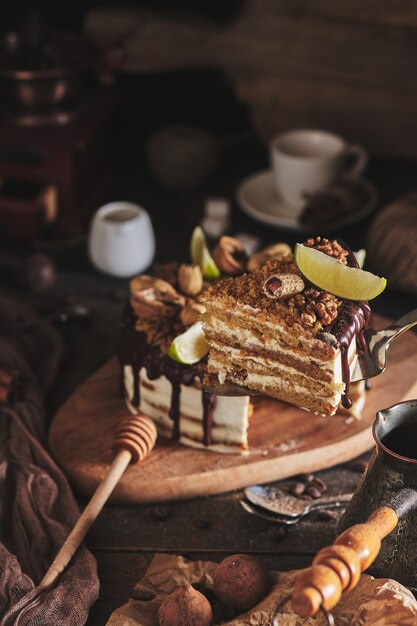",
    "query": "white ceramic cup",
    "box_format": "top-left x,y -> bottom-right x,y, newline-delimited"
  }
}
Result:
270,129 -> 368,210
88,201 -> 155,277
